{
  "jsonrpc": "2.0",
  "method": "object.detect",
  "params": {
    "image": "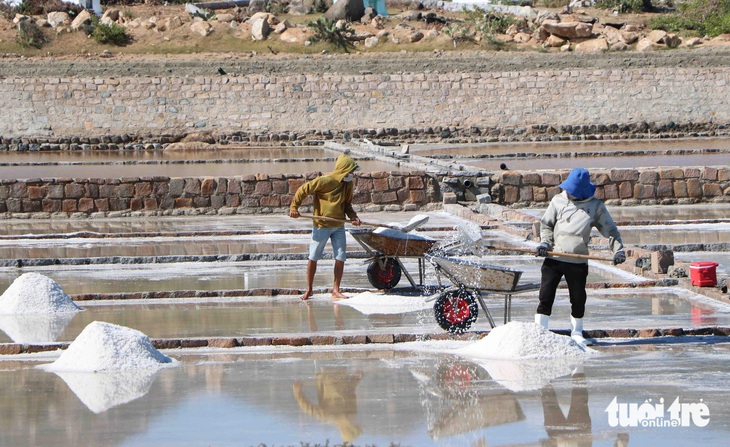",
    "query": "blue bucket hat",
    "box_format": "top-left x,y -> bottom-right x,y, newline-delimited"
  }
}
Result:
560,168 -> 596,200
